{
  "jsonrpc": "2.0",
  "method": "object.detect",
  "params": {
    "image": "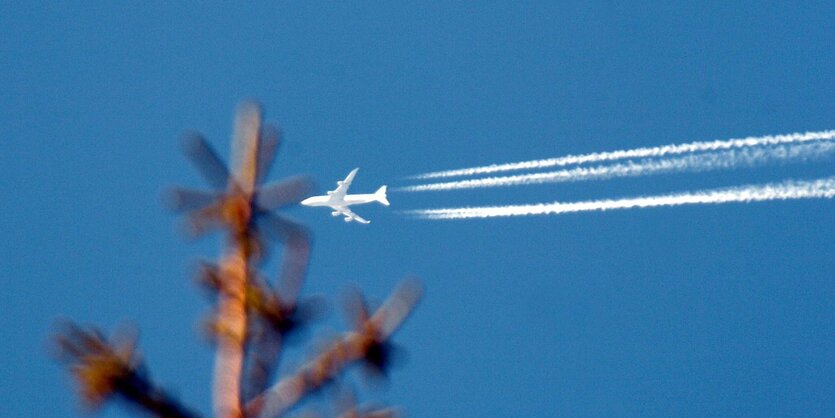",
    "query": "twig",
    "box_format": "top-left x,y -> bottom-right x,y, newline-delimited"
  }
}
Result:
54,324 -> 201,418
244,230 -> 313,400
246,279 -> 422,418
